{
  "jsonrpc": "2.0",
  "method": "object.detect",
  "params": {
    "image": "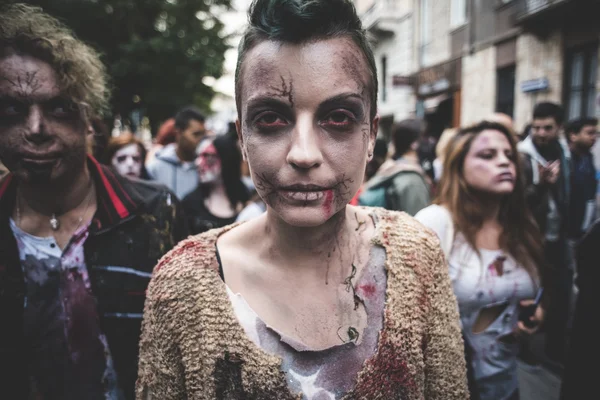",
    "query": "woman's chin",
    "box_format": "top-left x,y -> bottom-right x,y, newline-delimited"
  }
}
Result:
270,205 -> 340,228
